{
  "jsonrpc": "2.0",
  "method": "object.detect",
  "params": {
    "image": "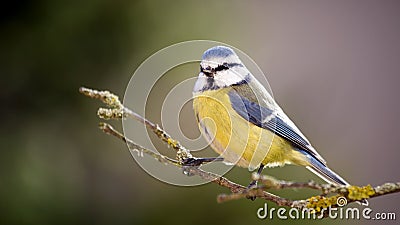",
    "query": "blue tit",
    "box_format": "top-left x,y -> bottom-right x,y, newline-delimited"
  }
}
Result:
192,46 -> 354,190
